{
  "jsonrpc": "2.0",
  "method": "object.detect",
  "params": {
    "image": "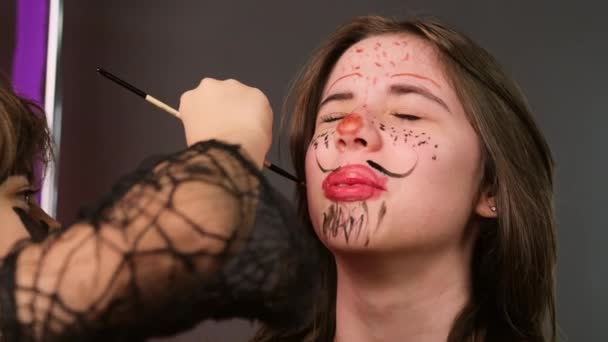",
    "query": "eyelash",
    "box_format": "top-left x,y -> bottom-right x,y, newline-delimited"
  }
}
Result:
17,189 -> 38,205
392,113 -> 421,121
319,112 -> 421,124
320,113 -> 346,123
